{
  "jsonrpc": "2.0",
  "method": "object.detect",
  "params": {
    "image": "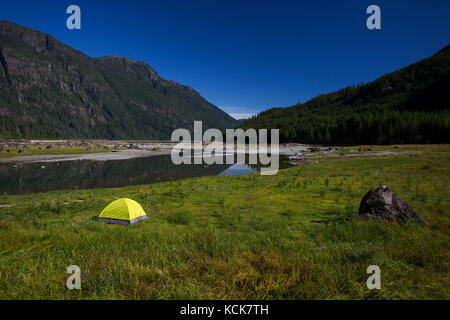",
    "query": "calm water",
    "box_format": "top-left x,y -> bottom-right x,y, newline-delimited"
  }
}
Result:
0,154 -> 290,195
